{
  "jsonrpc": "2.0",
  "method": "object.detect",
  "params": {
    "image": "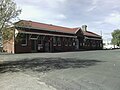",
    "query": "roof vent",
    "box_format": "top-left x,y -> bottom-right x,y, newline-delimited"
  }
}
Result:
82,25 -> 87,31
